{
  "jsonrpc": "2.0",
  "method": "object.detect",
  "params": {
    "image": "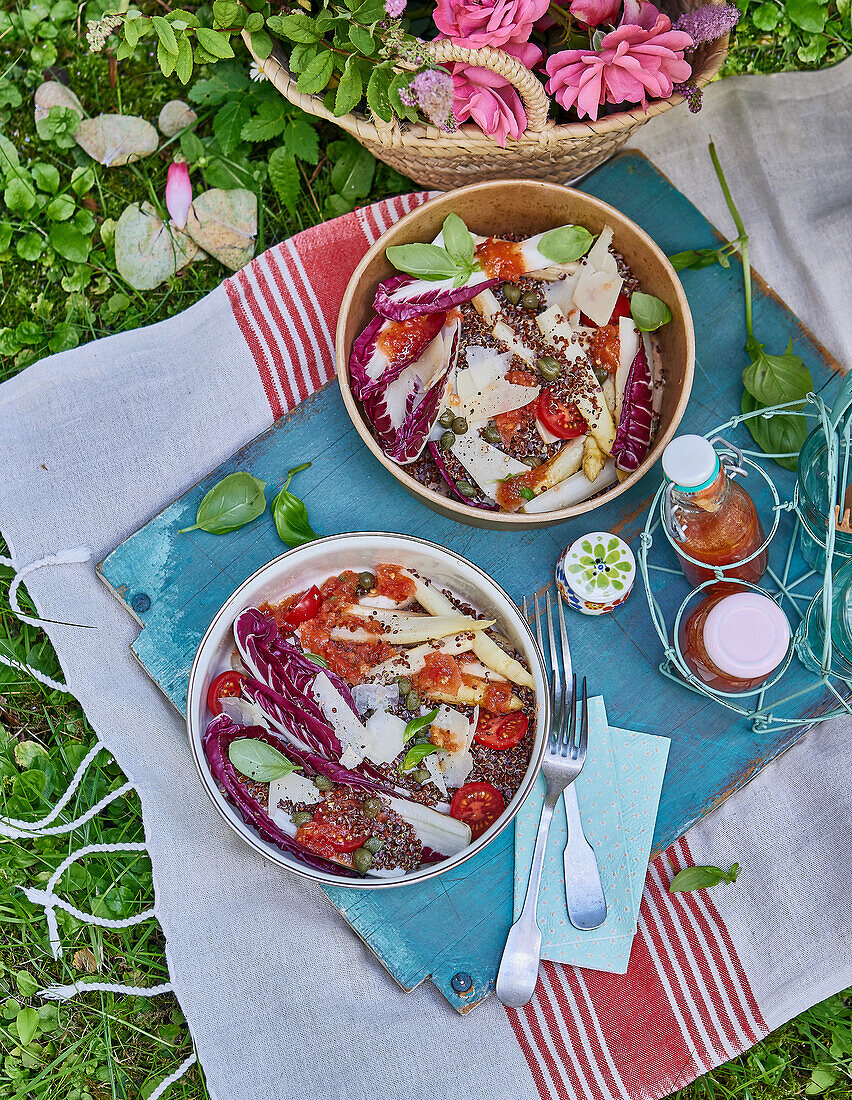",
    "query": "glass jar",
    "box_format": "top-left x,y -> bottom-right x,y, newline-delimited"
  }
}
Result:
663,436 -> 768,587
796,425 -> 852,574
678,583 -> 791,694
797,558 -> 852,680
